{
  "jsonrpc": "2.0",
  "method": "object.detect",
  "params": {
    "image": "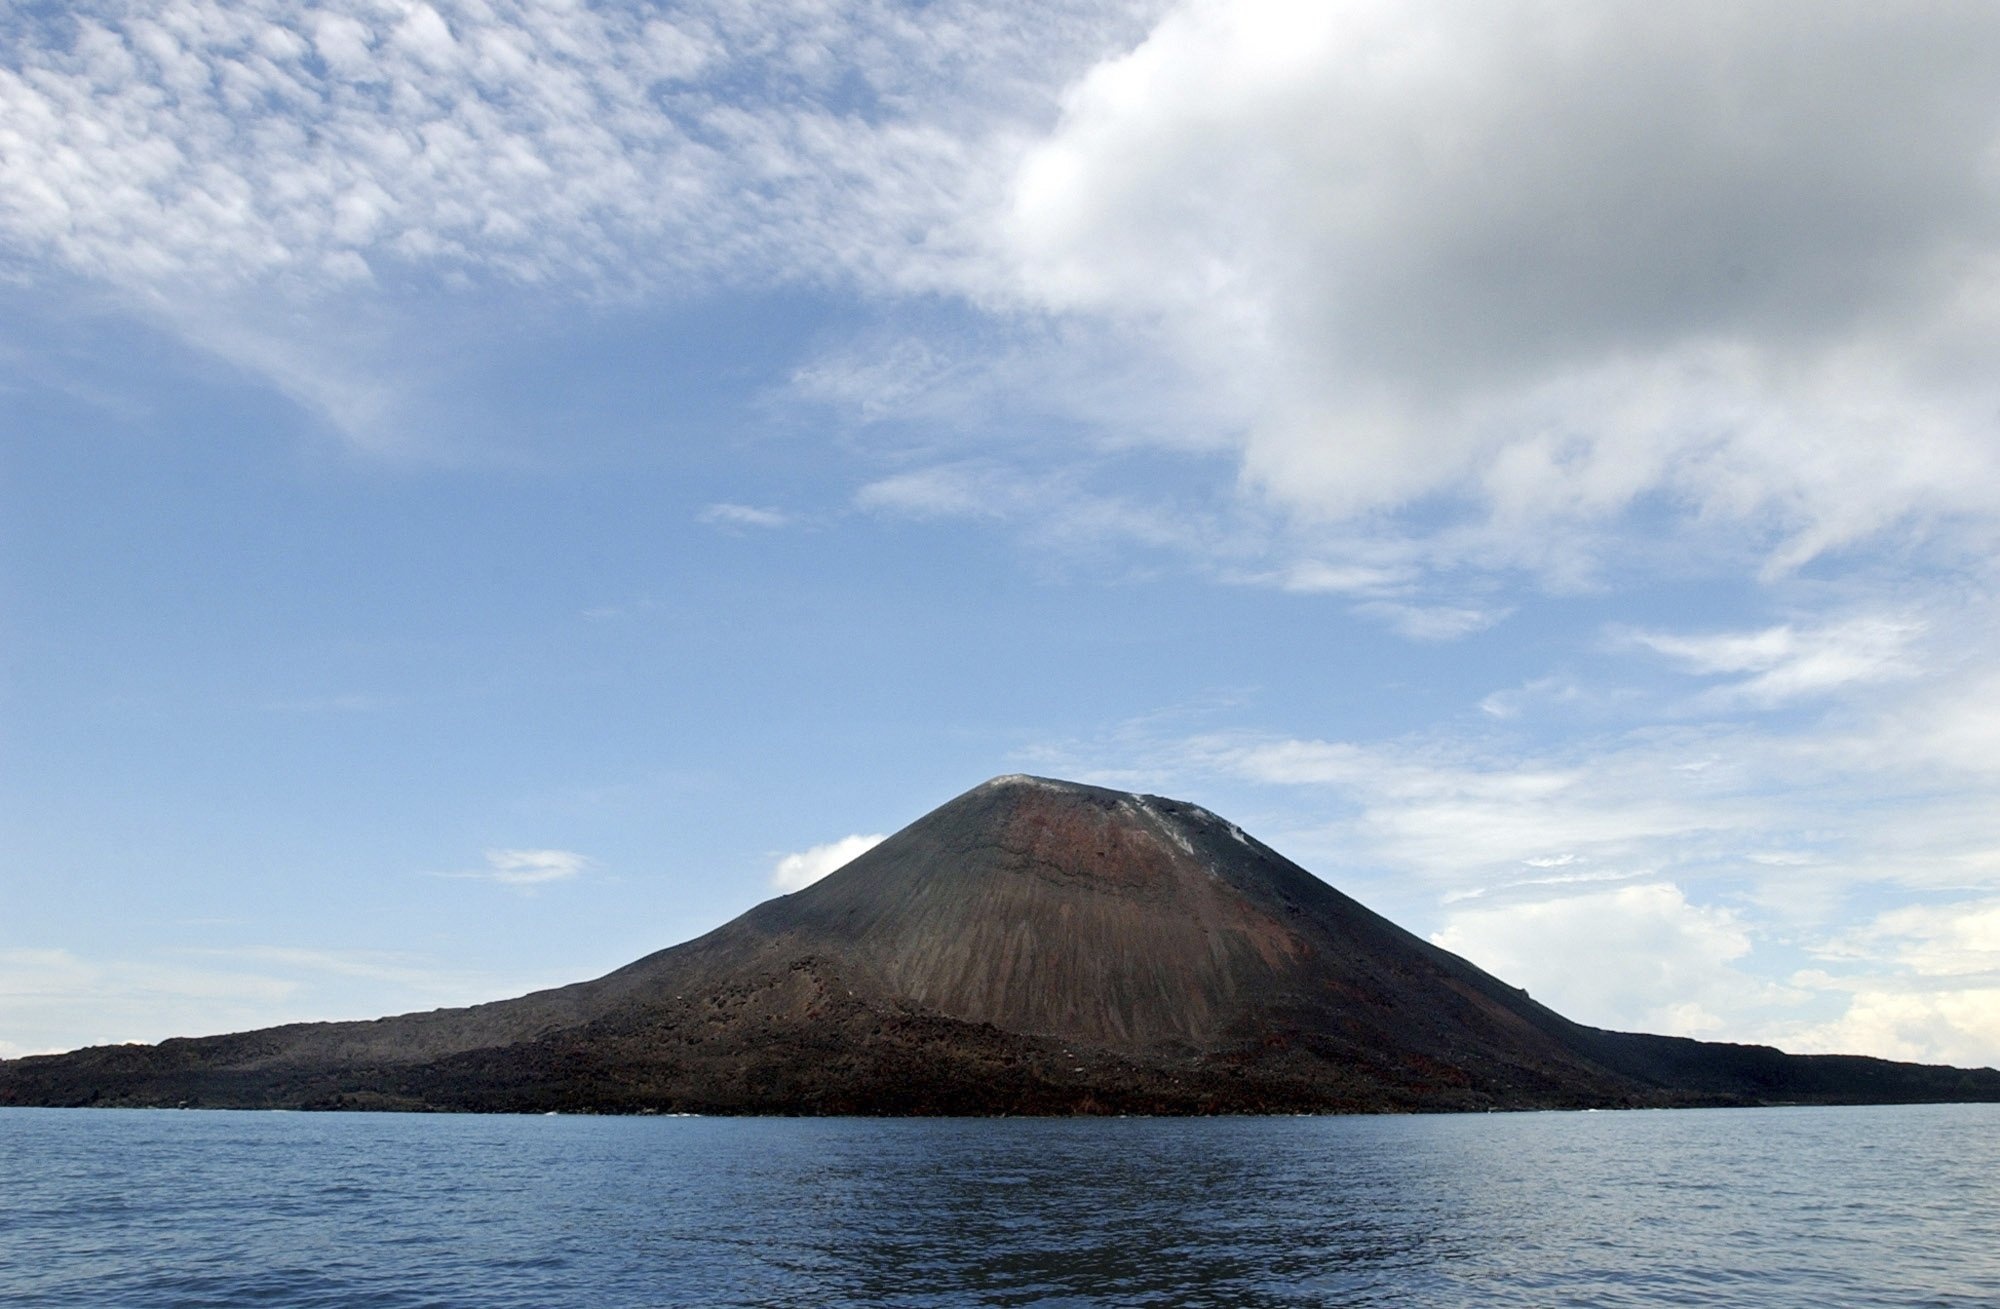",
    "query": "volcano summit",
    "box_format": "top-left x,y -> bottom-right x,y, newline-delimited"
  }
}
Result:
5,775 -> 1997,1113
